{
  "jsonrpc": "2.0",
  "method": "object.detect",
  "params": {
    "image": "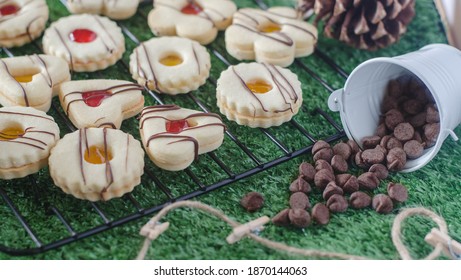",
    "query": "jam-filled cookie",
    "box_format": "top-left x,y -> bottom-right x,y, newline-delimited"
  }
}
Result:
0,0 -> 49,48
139,105 -> 226,171
216,62 -> 303,128
0,106 -> 60,179
66,0 -> 140,20
129,36 -> 210,95
42,14 -> 125,72
49,128 -> 144,201
0,55 -> 71,112
225,7 -> 317,67
148,0 -> 237,45
59,79 -> 144,129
